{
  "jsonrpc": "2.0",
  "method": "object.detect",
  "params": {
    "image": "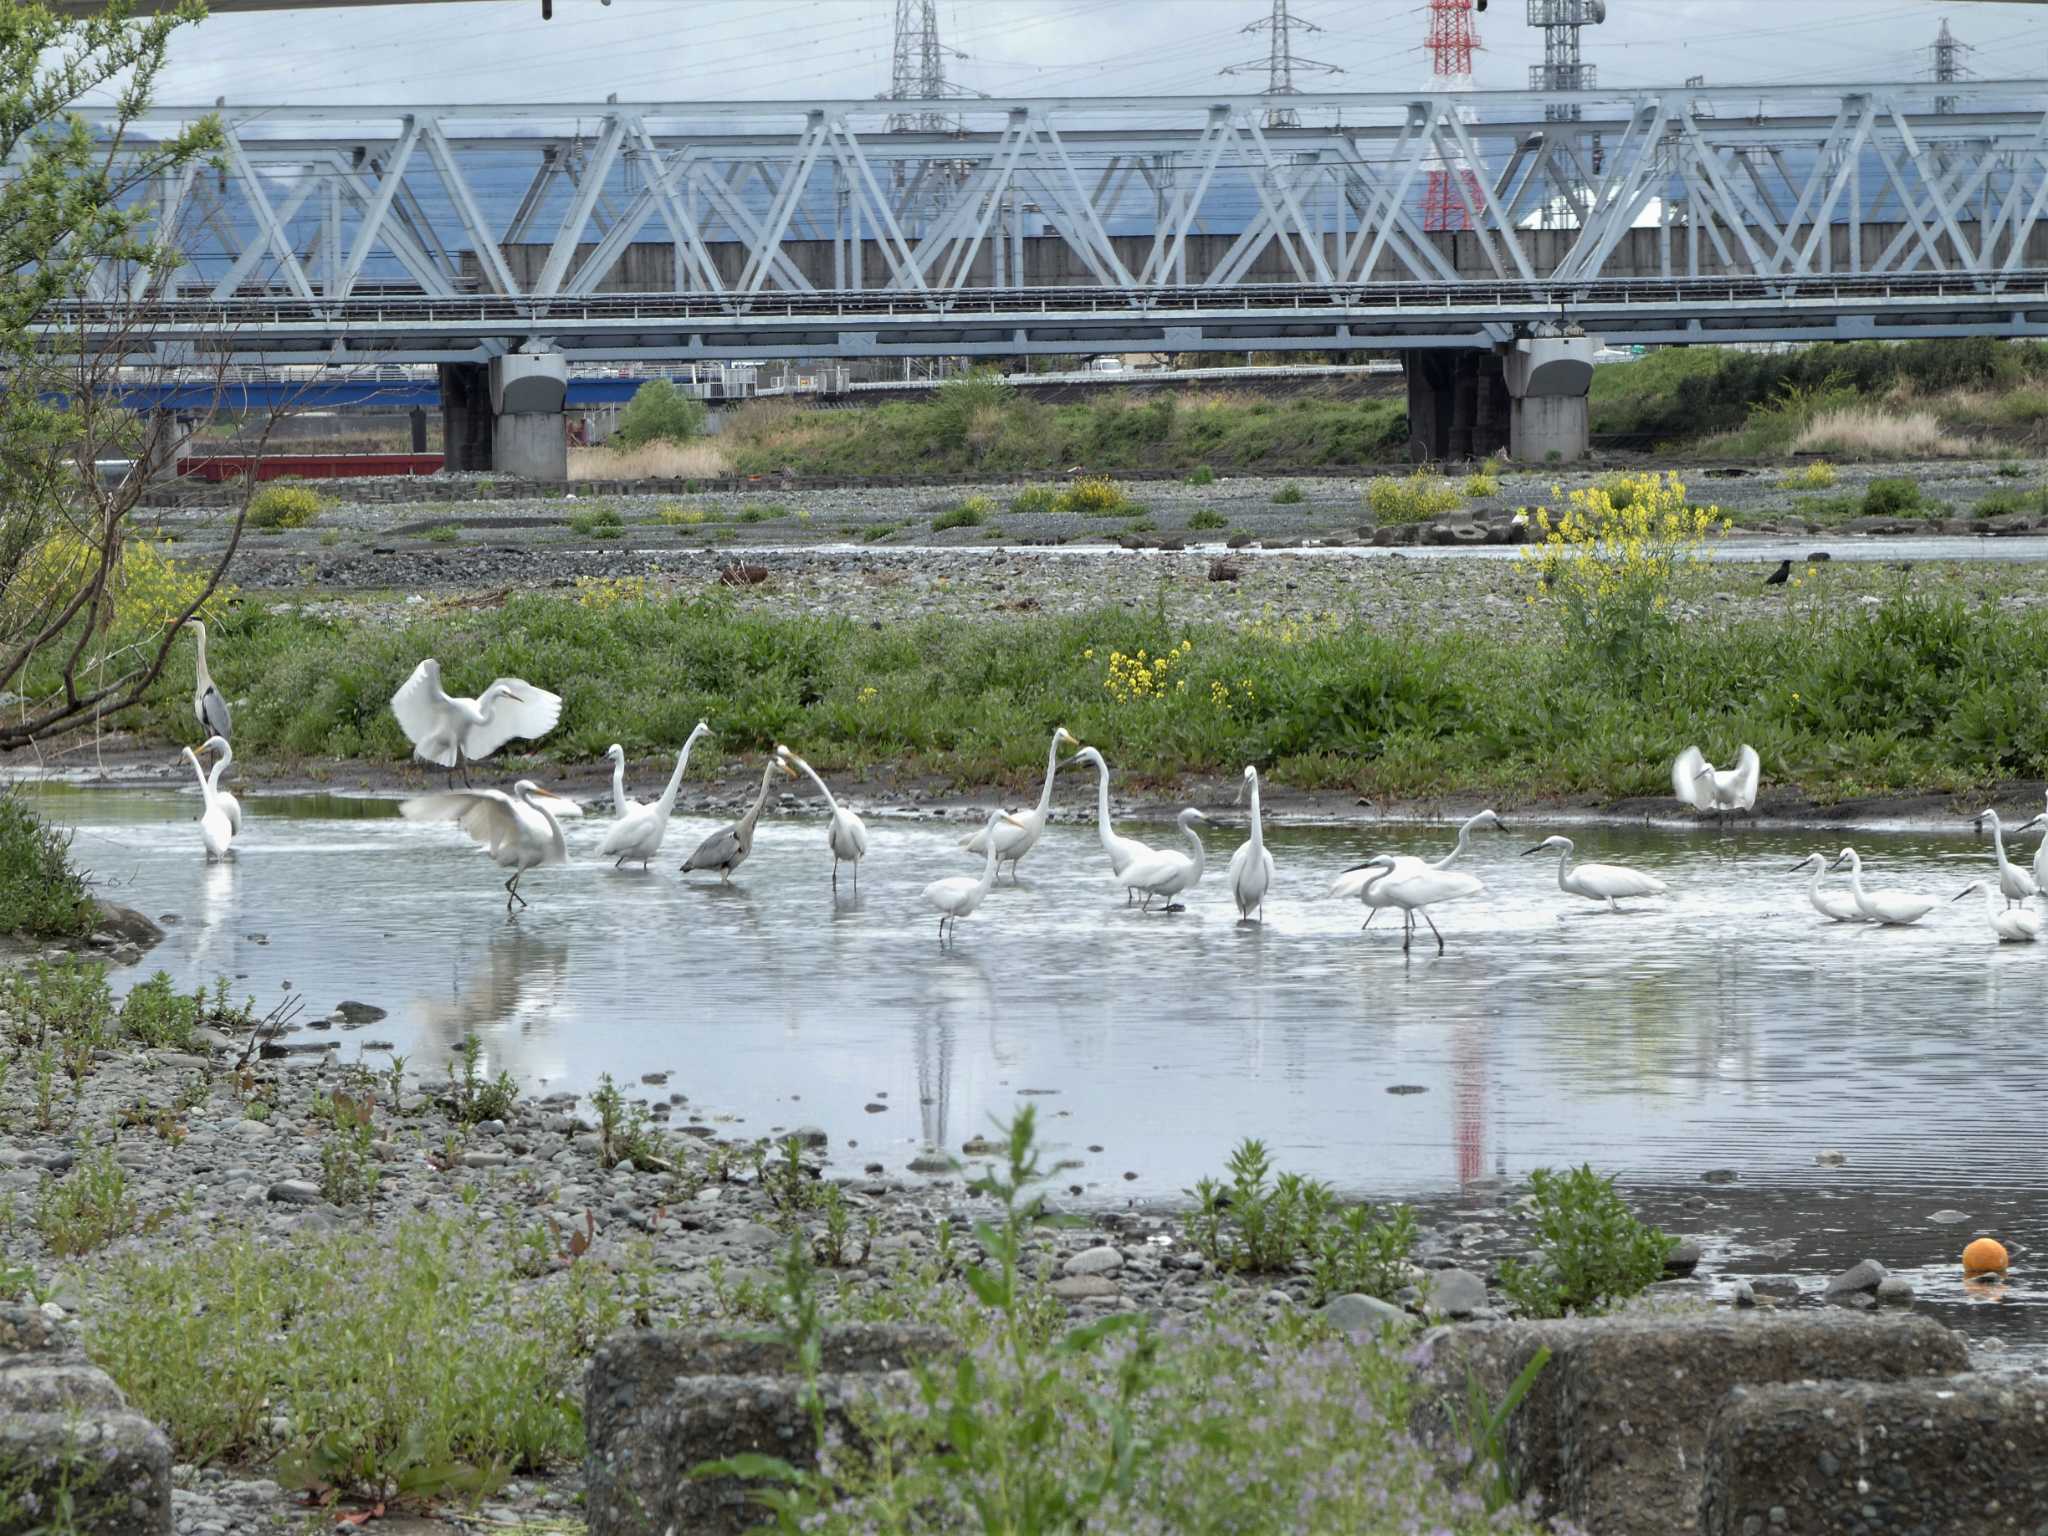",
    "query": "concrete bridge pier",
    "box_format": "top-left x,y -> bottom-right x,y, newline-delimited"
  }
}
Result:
1404,350 -> 1511,464
436,352 -> 570,480
1503,335 -> 1597,464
